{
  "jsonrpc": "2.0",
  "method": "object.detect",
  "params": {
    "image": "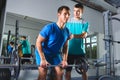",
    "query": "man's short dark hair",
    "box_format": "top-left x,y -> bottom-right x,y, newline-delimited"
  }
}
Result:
58,5 -> 70,13
74,3 -> 84,9
10,41 -> 14,45
21,36 -> 26,39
